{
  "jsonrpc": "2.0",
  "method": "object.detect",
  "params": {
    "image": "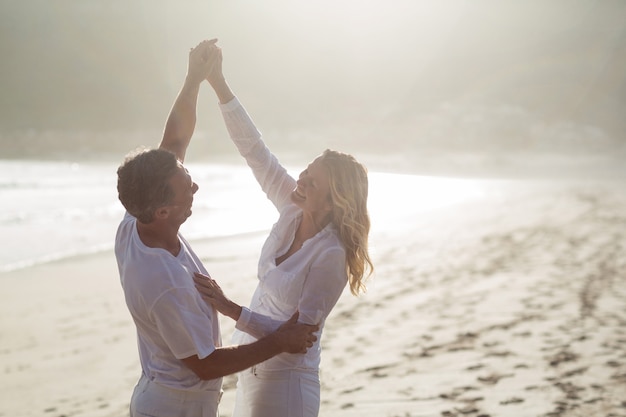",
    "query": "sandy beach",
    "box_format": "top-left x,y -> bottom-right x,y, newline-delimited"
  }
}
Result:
1,177 -> 625,417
